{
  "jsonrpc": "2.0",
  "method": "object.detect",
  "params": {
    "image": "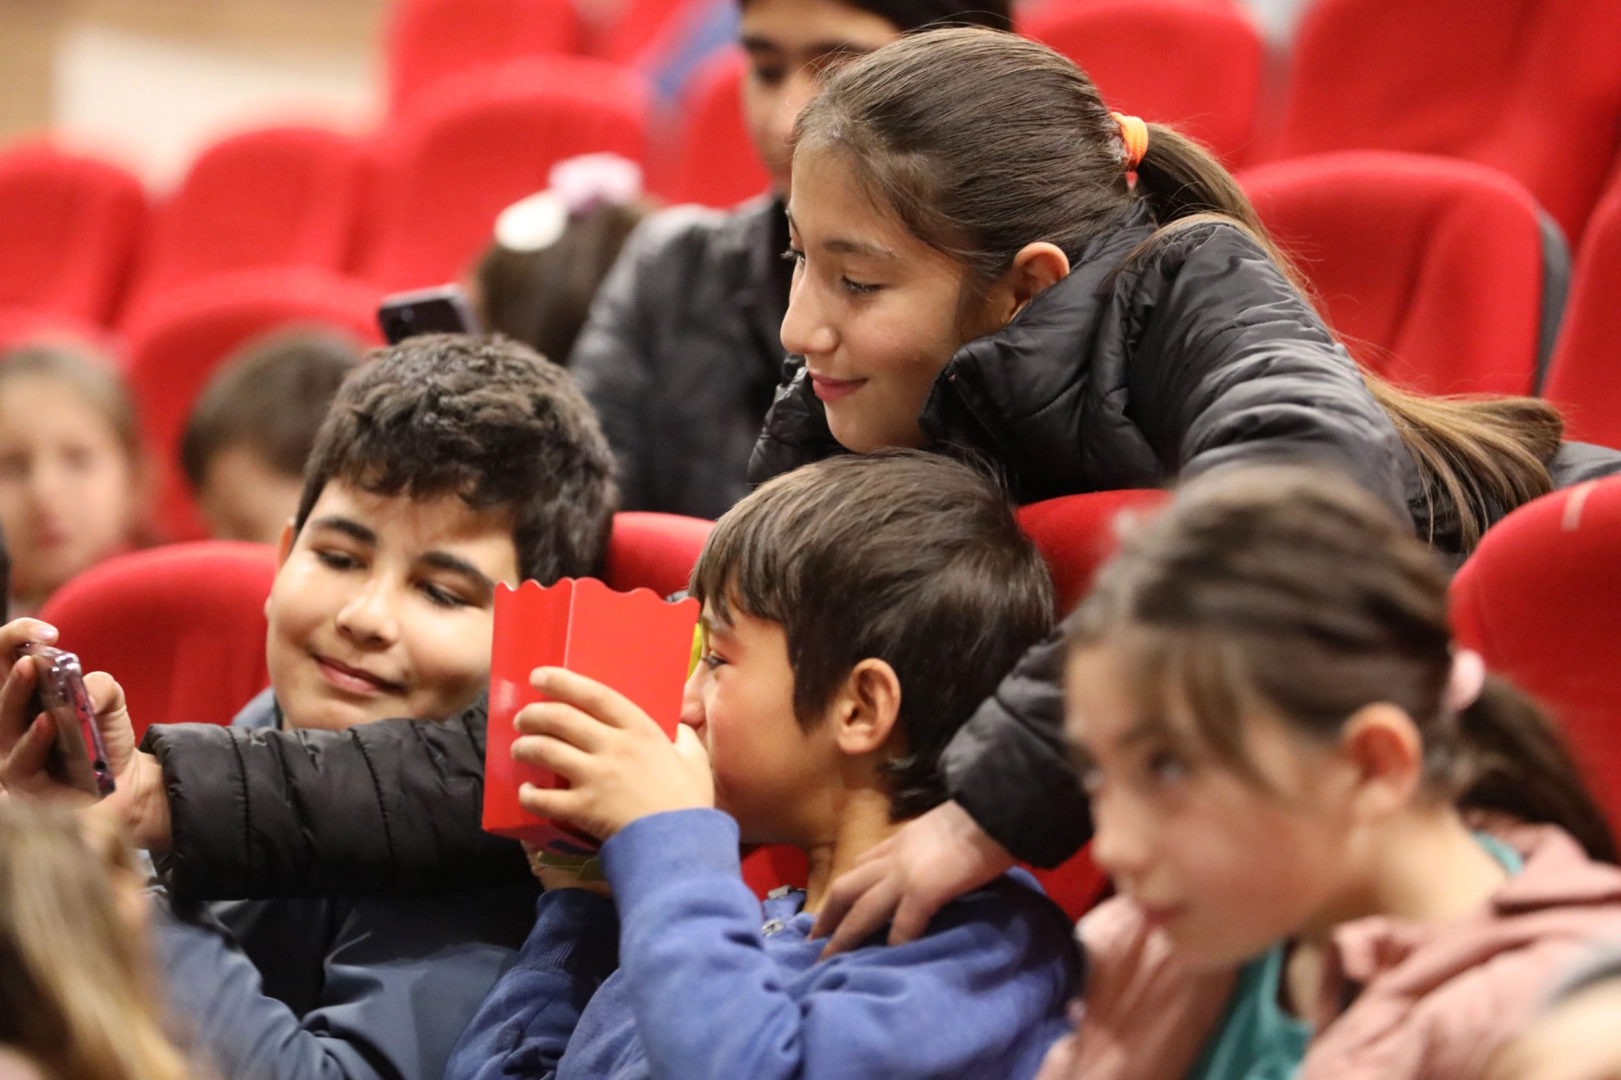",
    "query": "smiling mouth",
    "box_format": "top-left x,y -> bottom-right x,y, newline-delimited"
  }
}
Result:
809,373 -> 867,404
313,654 -> 405,696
